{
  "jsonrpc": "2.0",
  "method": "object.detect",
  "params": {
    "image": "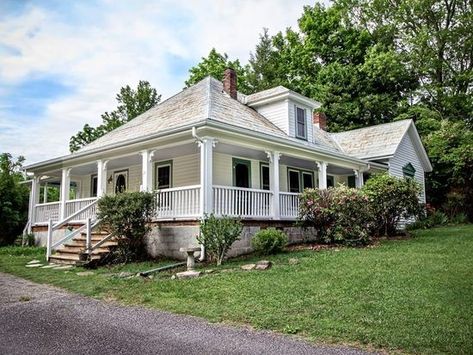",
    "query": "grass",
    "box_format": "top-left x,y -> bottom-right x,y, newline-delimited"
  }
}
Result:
1,225 -> 472,354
